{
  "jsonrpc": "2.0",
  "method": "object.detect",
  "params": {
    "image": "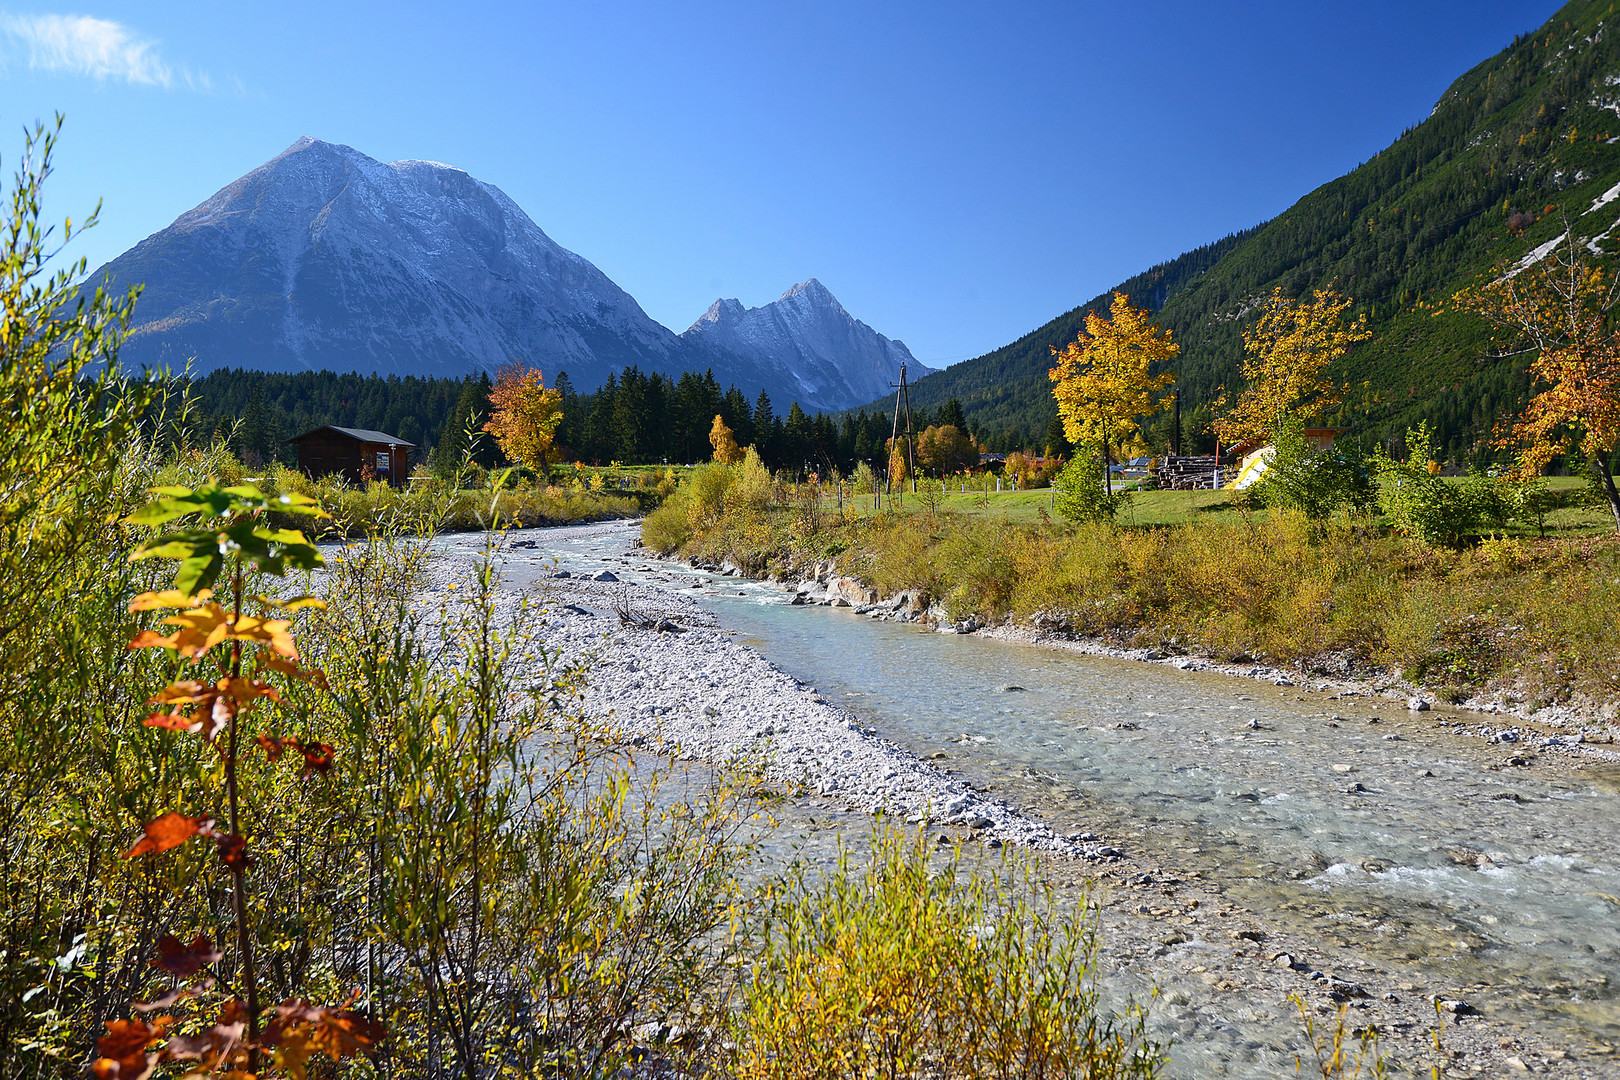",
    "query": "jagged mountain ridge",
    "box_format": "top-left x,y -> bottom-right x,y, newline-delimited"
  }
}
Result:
682,278 -> 931,410
95,137 -> 912,411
